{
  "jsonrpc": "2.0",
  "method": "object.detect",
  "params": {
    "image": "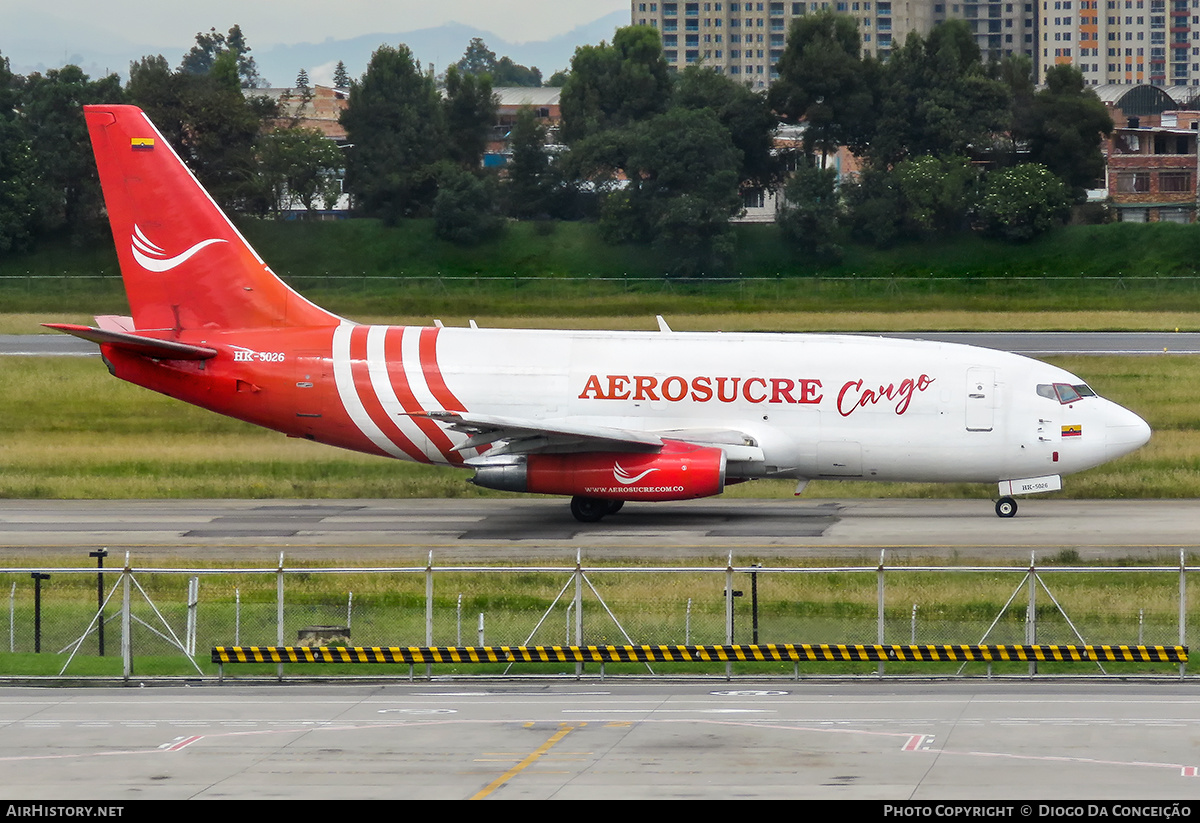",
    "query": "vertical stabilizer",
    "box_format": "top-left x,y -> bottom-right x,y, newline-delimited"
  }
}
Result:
84,105 -> 341,332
